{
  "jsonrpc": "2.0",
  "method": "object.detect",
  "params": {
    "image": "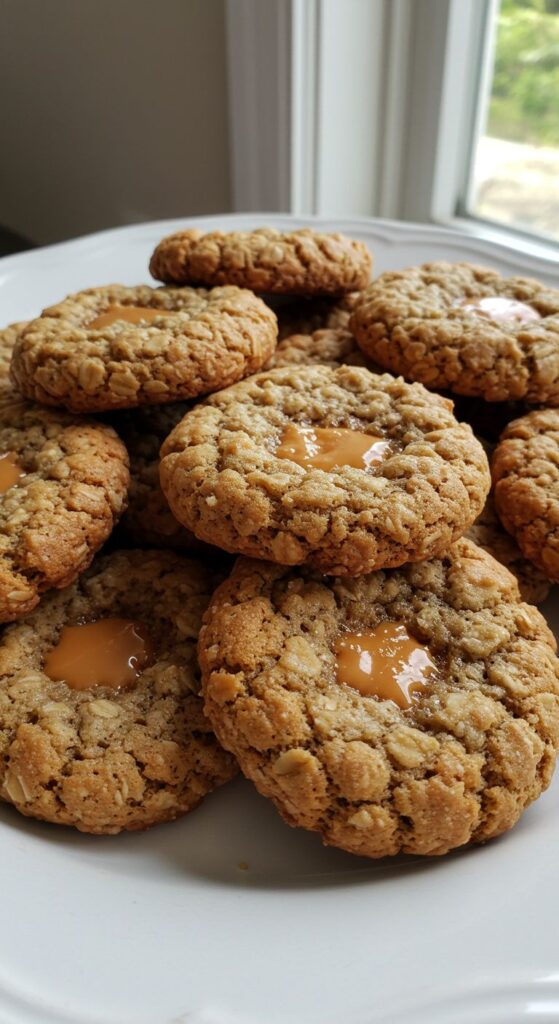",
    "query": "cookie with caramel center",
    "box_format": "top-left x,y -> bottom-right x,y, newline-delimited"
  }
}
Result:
199,539 -> 559,858
351,262 -> 559,404
0,549 -> 237,833
160,364 -> 490,576
10,283 -> 277,413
